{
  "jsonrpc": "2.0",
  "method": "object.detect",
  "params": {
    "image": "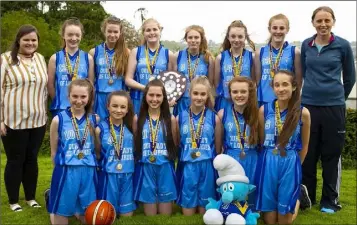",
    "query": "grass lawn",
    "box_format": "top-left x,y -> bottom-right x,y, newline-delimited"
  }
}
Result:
0,154 -> 356,224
